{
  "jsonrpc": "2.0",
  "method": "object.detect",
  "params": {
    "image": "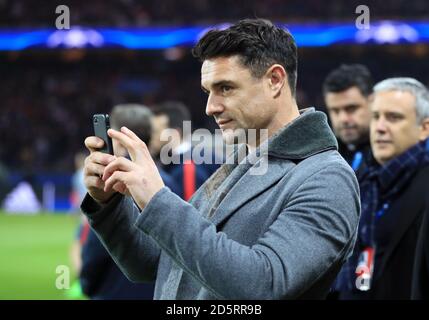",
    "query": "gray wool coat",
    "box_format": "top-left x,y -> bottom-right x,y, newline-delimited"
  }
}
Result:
81,108 -> 360,300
